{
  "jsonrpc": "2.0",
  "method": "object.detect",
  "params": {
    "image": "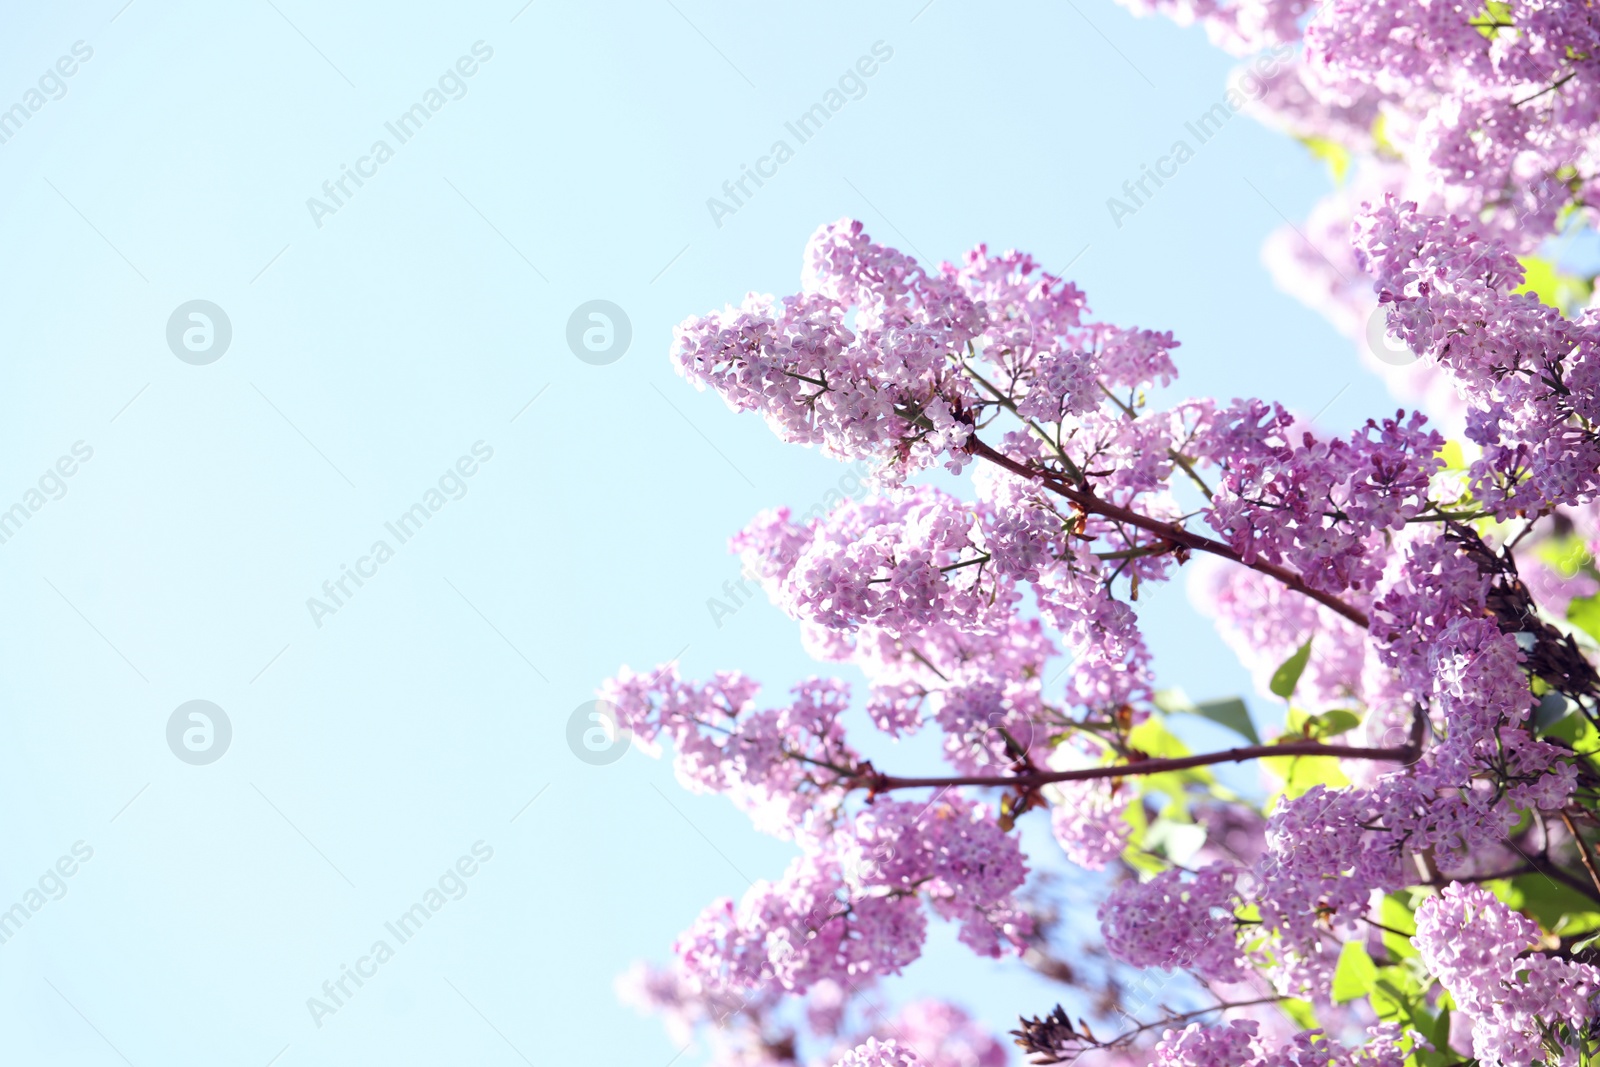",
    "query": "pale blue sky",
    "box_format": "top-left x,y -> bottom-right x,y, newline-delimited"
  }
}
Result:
0,2 -> 1403,1064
